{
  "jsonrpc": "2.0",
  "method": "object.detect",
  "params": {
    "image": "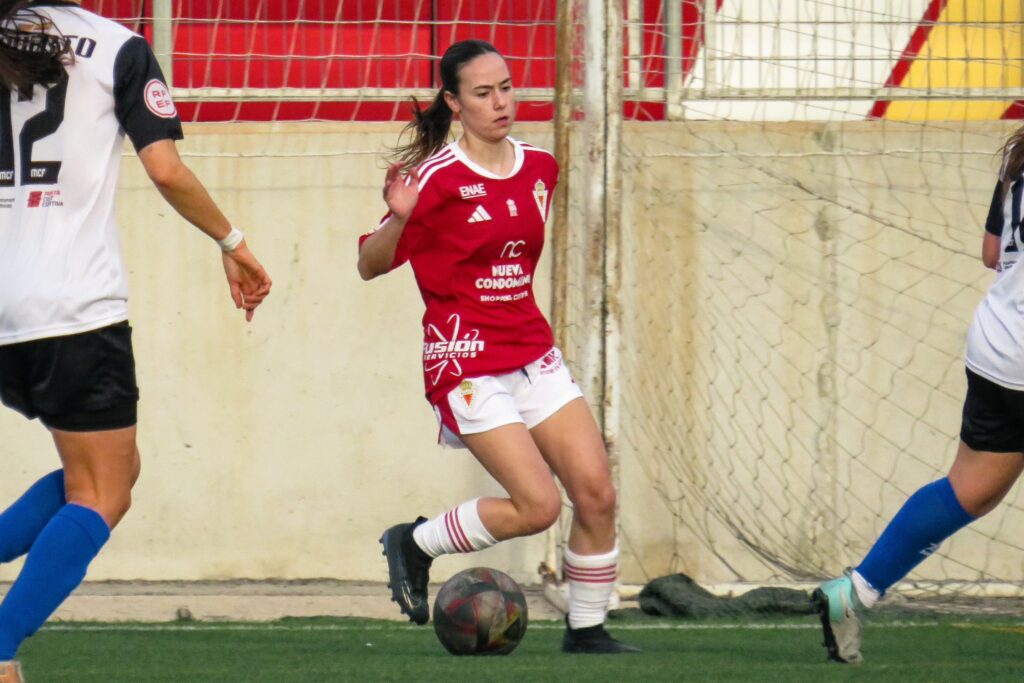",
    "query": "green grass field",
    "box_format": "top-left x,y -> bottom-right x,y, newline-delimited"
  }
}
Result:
18,615 -> 1024,682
